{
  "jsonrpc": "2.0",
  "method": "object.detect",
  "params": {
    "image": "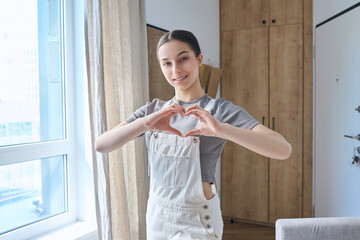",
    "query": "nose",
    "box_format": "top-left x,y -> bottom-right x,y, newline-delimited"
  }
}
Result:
172,62 -> 181,74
